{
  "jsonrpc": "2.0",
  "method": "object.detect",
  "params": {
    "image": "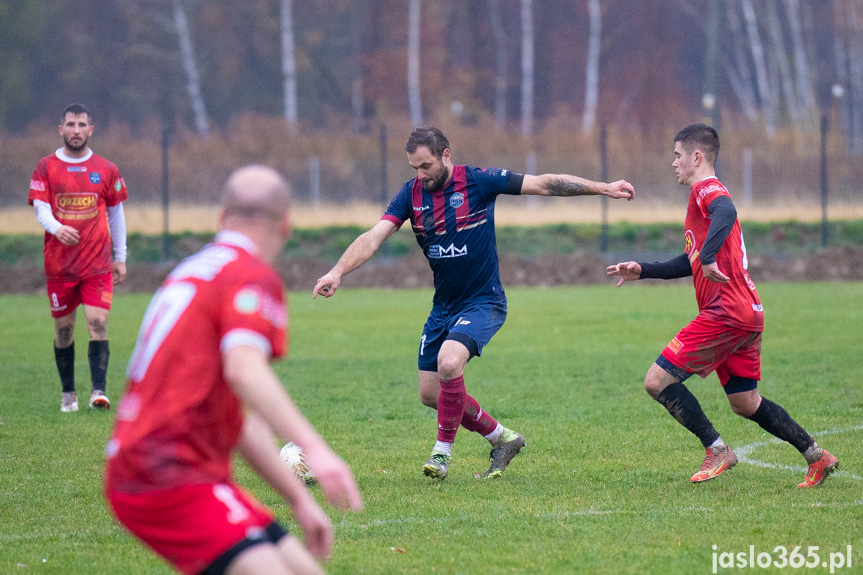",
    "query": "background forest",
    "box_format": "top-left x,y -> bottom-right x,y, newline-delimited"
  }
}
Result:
1,0 -> 862,214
